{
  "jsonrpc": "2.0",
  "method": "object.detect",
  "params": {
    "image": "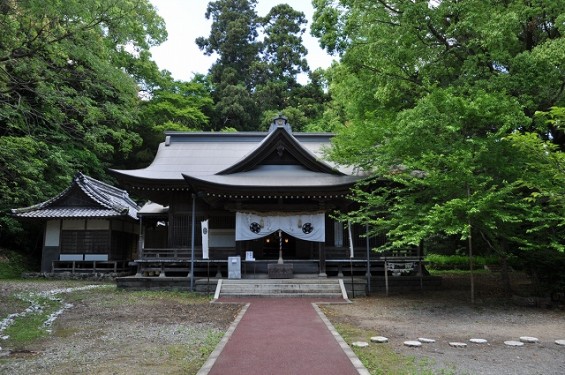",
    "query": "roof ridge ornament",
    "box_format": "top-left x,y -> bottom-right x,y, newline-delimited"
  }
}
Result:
268,114 -> 292,134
